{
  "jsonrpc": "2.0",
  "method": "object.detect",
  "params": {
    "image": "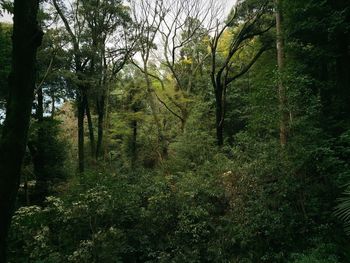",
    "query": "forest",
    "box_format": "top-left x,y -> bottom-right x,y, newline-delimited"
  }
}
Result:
0,0 -> 350,262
